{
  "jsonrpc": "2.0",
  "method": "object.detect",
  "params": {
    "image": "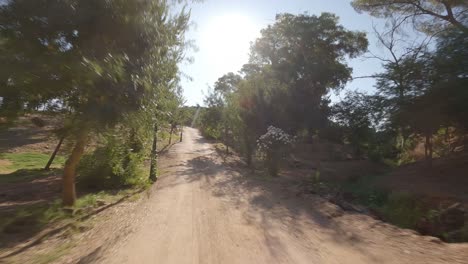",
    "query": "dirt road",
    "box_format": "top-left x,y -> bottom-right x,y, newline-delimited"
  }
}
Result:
98,128 -> 468,264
